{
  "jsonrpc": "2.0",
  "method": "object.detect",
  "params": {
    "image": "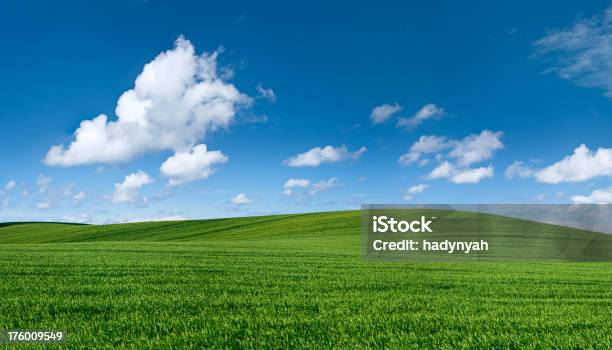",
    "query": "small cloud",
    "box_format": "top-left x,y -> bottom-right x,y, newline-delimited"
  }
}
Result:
370,103 -> 402,124
309,177 -> 339,195
428,162 -> 494,184
230,193 -> 252,205
535,144 -> 612,183
282,178 -> 310,196
571,187 -> 612,204
160,144 -> 228,186
450,166 -> 494,184
399,135 -> 449,166
534,5 -> 612,98
111,170 -> 152,203
505,161 -> 535,179
396,104 -> 445,130
256,84 -> 276,102
401,130 -> 502,185
285,145 -> 366,167
4,180 -> 16,191
404,184 -> 429,200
